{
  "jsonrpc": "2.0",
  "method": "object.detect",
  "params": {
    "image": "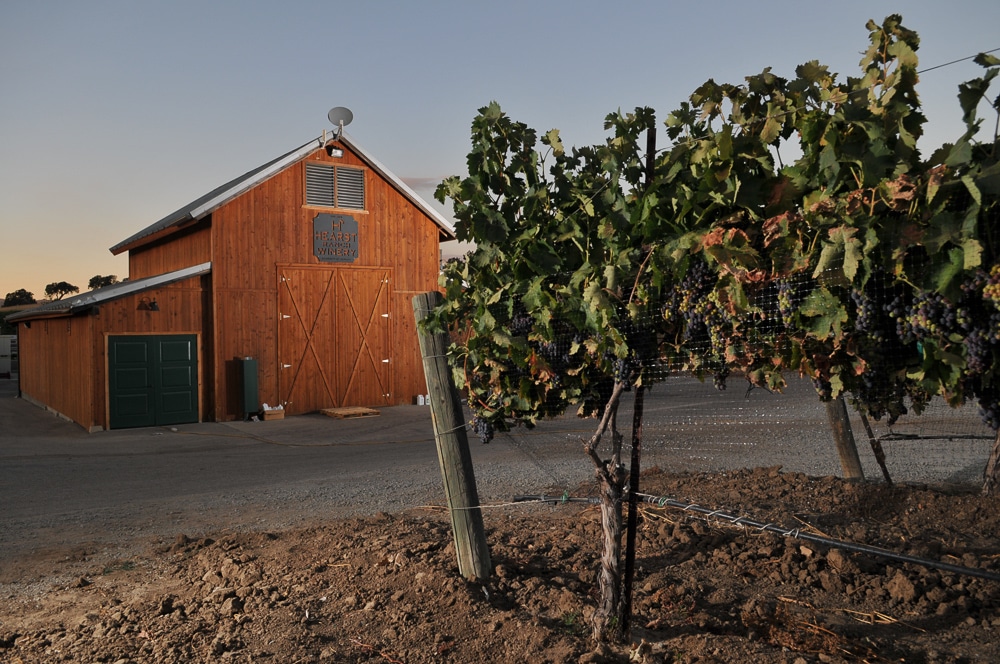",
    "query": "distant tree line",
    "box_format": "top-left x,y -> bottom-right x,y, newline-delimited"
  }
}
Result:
2,275 -> 119,308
